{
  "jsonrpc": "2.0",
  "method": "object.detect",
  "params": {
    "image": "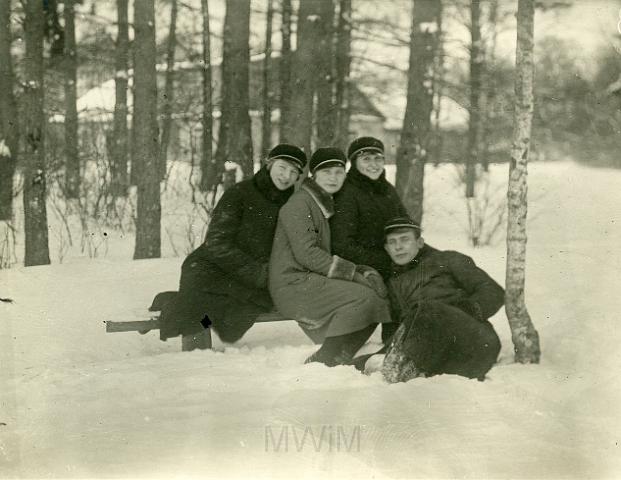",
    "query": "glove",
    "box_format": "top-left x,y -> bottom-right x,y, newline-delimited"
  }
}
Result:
355,265 -> 381,278
353,266 -> 388,299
